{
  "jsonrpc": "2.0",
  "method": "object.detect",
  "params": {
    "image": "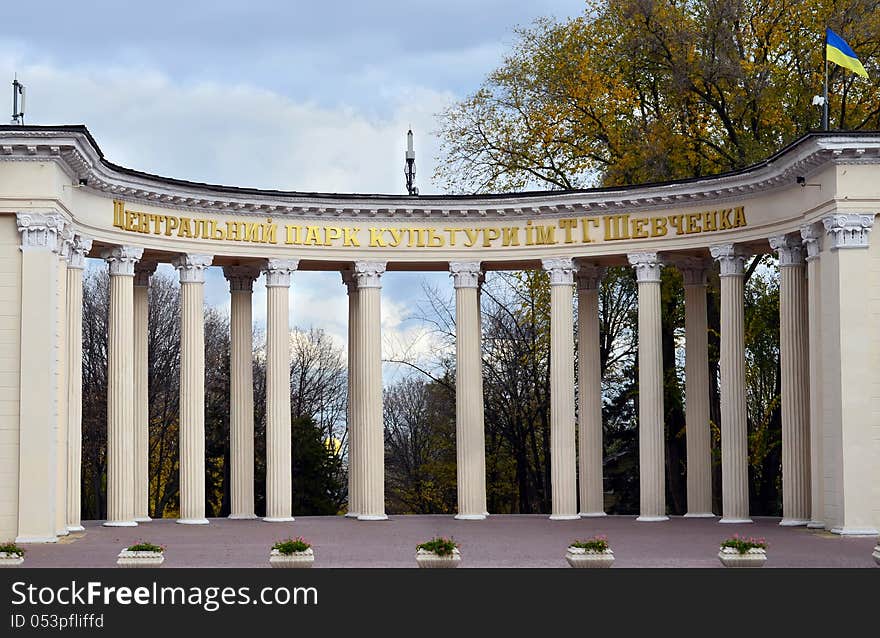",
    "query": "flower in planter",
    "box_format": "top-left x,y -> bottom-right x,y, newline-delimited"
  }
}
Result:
565,535 -> 614,568
718,534 -> 768,568
269,537 -> 314,568
126,542 -> 165,553
415,537 -> 461,568
117,541 -> 165,568
0,541 -> 25,568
